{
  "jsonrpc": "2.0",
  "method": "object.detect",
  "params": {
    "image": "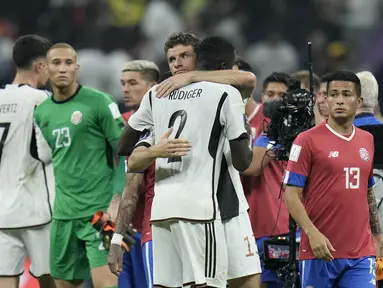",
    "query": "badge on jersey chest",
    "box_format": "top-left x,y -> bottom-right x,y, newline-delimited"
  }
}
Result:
359,148 -> 370,162
71,111 -> 83,125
